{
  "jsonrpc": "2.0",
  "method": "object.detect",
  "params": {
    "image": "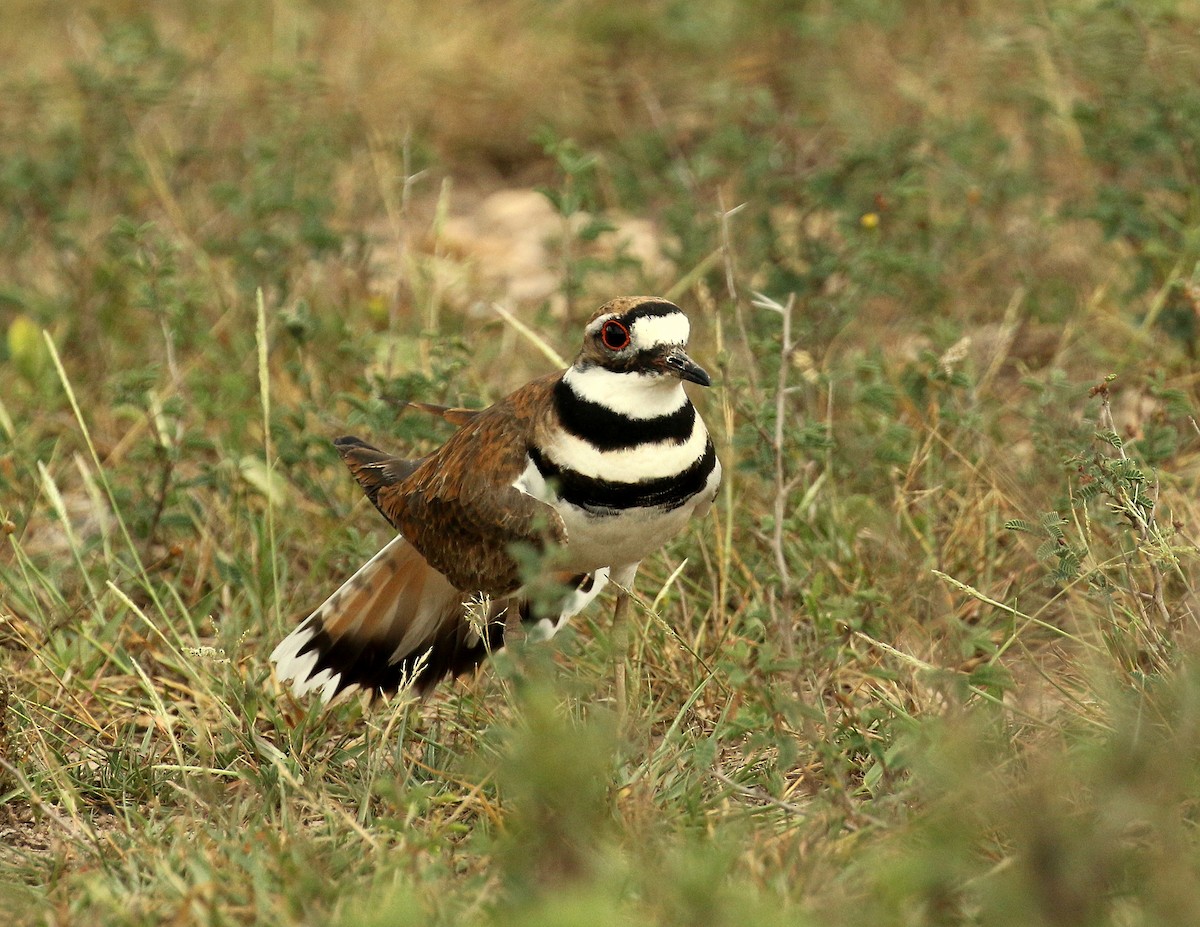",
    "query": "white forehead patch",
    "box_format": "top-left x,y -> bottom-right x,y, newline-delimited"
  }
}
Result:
585,307 -> 691,350
631,311 -> 690,349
